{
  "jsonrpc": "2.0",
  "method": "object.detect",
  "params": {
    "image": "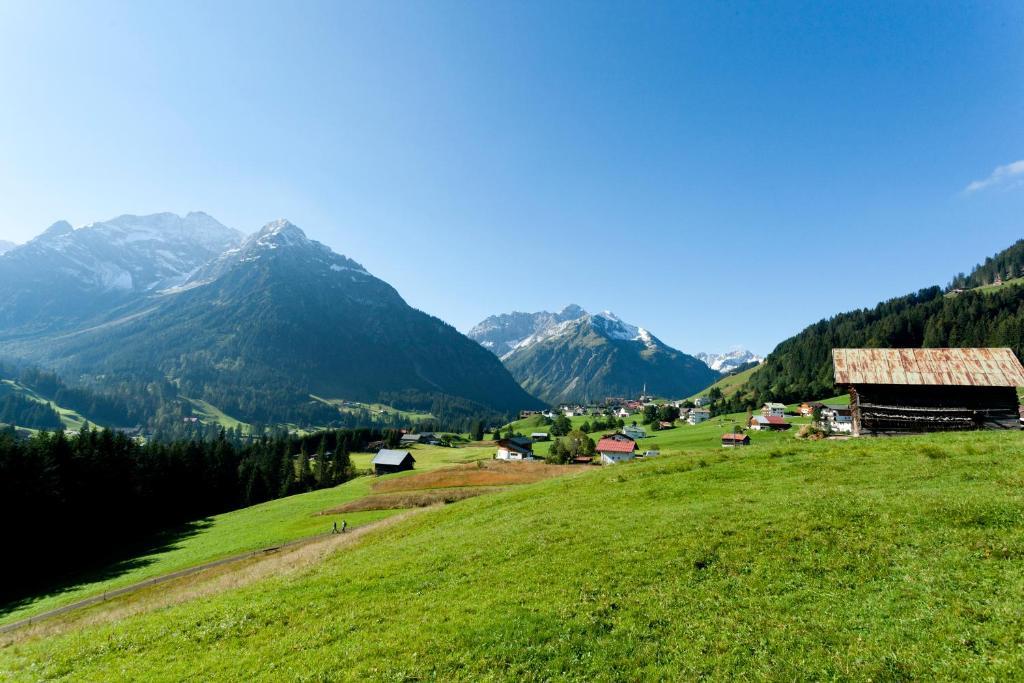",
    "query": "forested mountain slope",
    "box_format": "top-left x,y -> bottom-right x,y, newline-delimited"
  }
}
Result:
19,221 -> 540,424
744,239 -> 1024,405
491,309 -> 718,403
